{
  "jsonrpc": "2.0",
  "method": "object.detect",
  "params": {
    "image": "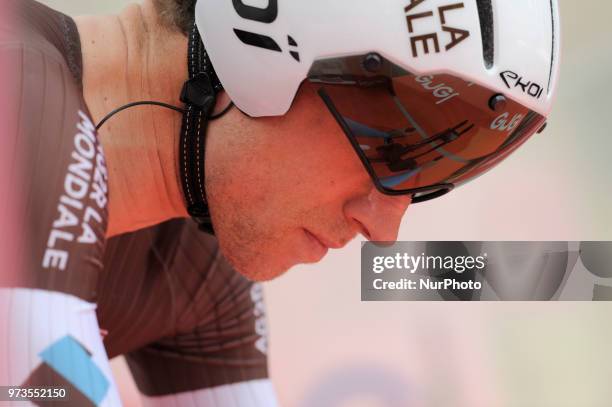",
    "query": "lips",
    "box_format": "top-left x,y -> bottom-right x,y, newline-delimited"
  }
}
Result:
304,229 -> 345,250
